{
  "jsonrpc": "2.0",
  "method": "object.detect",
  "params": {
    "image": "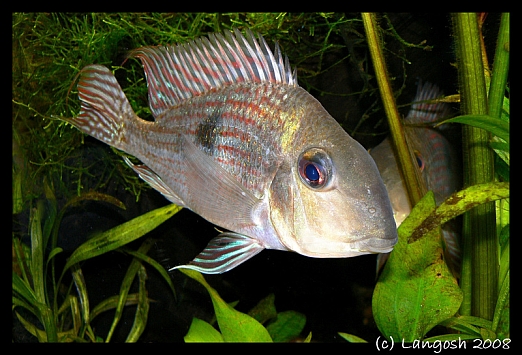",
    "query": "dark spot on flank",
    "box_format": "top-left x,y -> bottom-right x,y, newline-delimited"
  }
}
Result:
195,111 -> 222,153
